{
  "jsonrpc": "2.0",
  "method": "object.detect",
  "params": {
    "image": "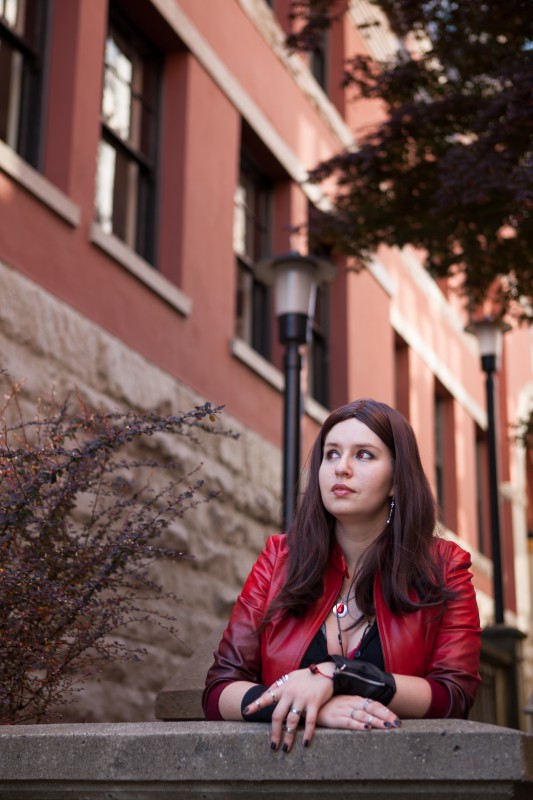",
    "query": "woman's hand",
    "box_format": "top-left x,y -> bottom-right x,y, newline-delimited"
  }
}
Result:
317,695 -> 401,730
243,663 -> 335,751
